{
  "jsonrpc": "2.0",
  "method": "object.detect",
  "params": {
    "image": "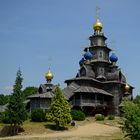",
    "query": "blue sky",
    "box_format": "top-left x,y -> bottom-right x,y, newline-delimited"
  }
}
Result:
0,0 -> 140,97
